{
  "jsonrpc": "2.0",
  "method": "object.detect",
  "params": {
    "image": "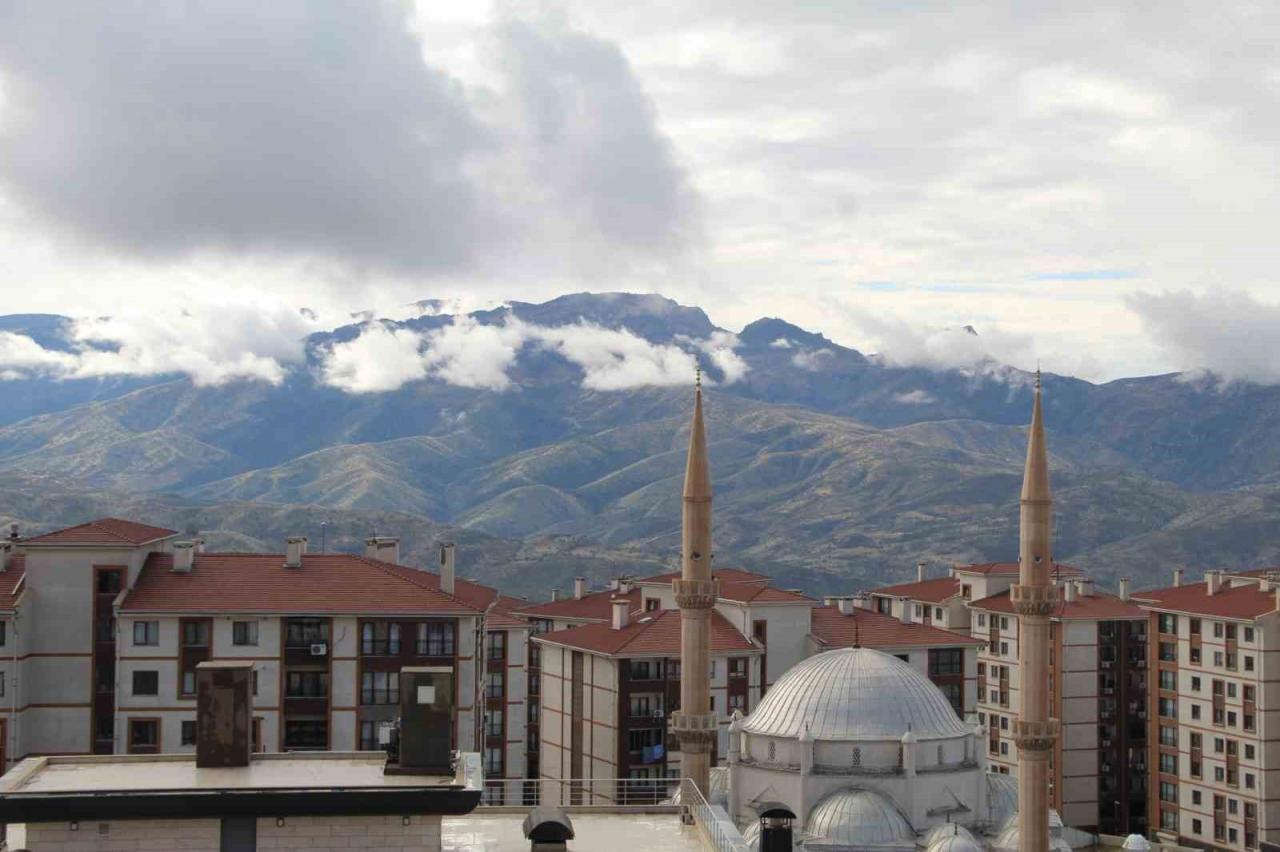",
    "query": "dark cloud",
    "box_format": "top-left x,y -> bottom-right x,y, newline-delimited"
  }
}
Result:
0,2 -> 697,273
